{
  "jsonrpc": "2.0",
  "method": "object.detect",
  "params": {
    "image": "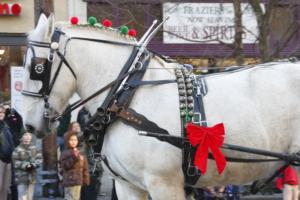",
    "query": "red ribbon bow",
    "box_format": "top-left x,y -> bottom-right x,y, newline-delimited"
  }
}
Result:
186,123 -> 226,175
